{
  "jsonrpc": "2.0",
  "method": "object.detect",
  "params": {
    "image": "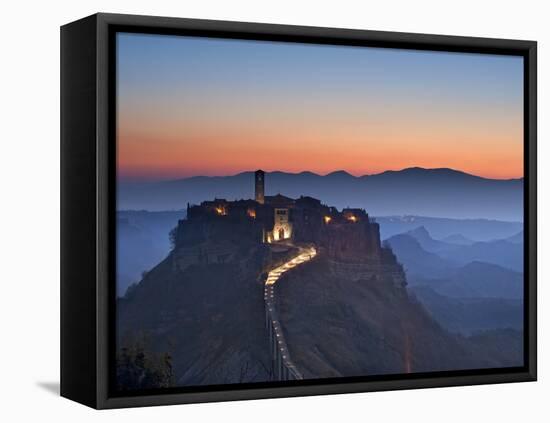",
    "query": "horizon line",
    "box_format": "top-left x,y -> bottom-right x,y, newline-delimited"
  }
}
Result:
118,166 -> 524,183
